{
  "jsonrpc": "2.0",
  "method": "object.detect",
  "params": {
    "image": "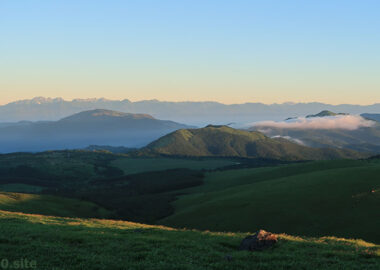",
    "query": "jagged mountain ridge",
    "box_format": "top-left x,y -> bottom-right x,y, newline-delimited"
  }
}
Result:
1,97 -> 380,125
